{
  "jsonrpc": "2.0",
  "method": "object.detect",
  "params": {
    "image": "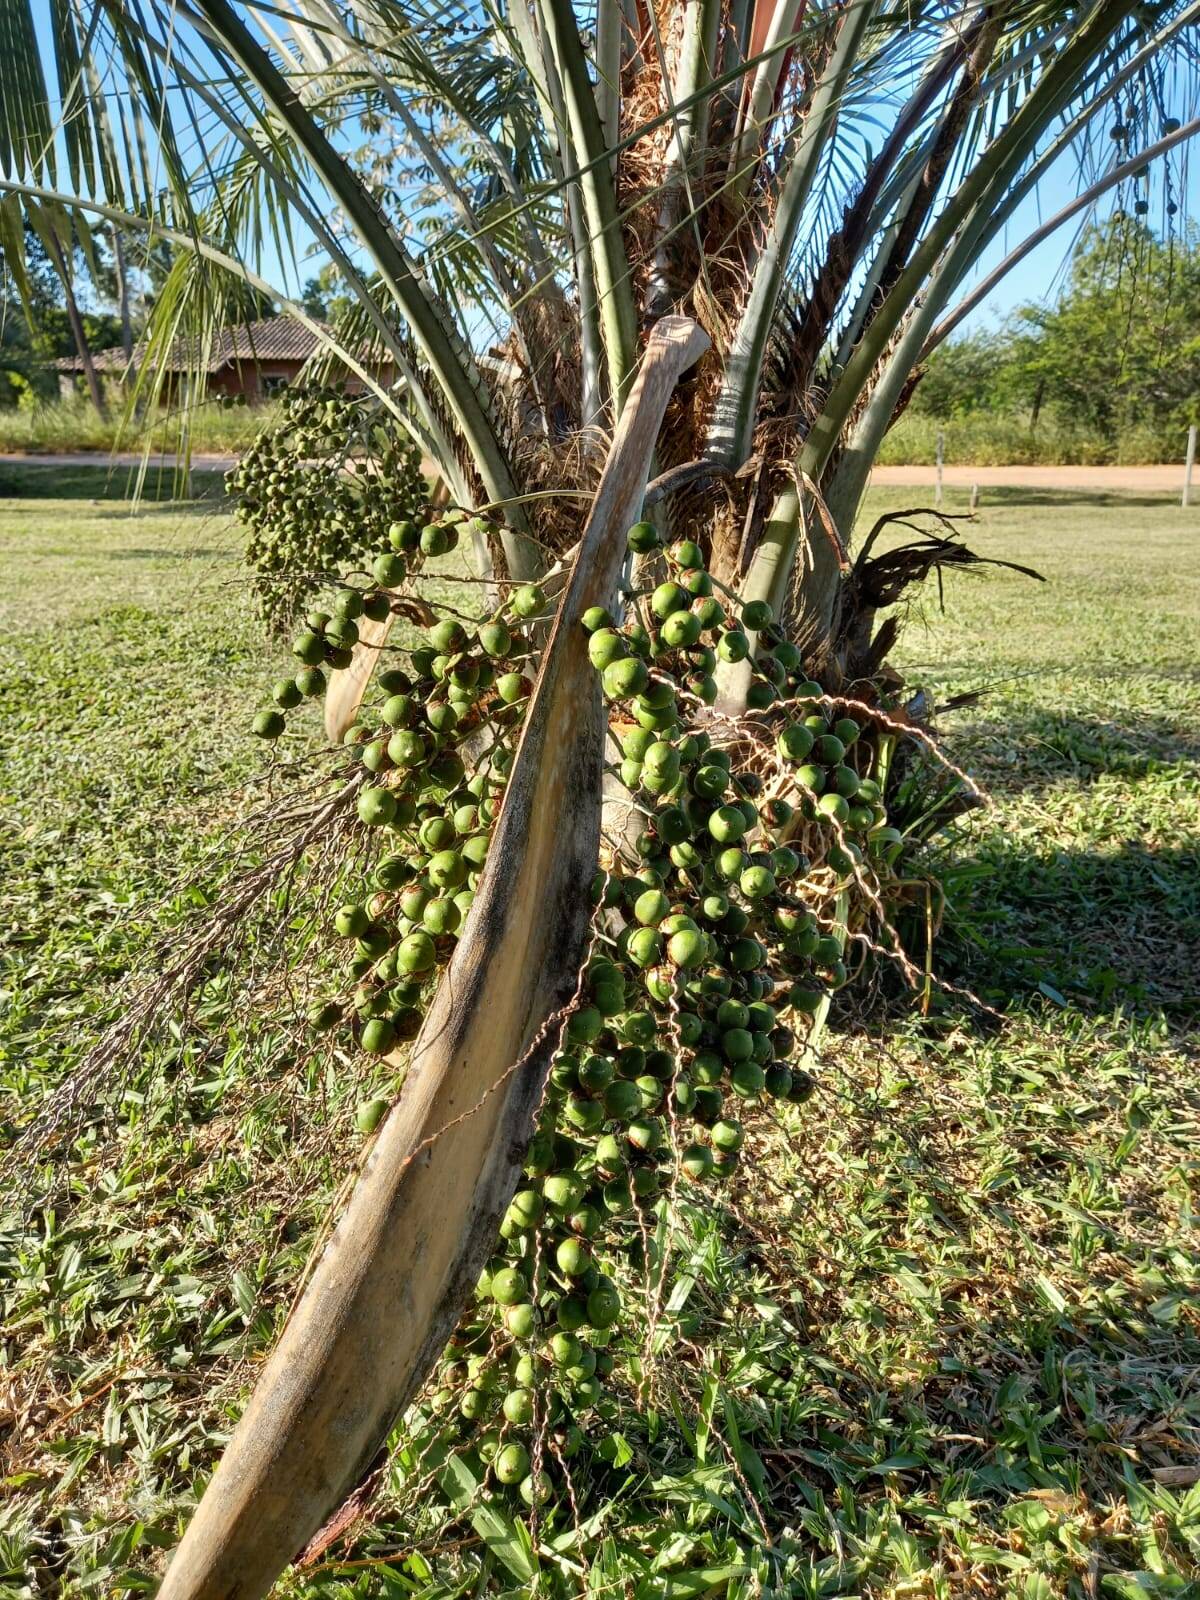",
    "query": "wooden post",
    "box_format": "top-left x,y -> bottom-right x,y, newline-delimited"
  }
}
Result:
969,482 -> 979,512
935,430 -> 944,506
1184,425 -> 1197,508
